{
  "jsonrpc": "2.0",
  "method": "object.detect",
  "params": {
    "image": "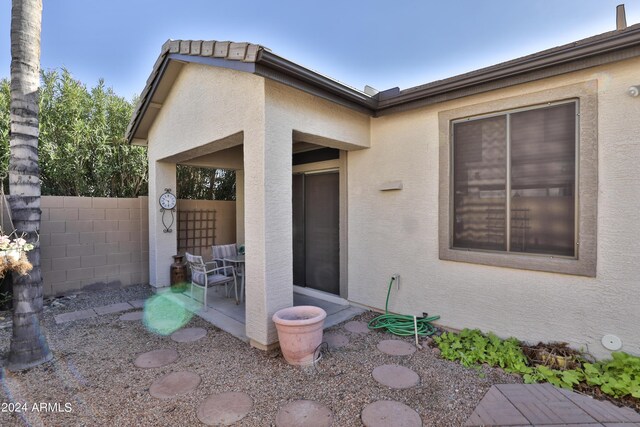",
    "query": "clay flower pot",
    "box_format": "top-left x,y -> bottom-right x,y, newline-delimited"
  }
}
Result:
272,306 -> 327,366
